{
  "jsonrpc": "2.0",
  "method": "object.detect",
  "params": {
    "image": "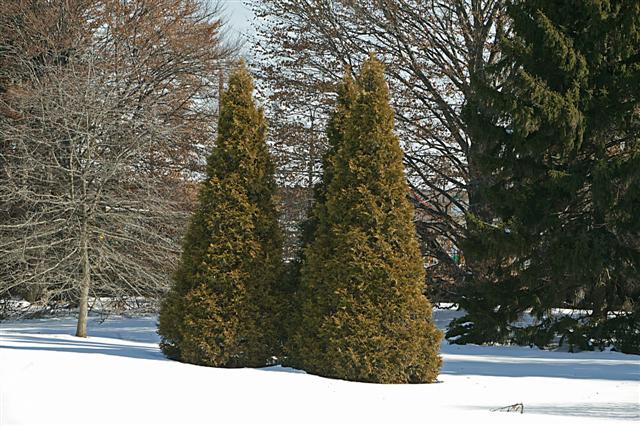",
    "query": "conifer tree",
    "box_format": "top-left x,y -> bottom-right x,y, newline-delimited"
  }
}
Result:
449,0 -> 640,353
289,57 -> 442,383
283,72 -> 357,361
158,64 -> 283,366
